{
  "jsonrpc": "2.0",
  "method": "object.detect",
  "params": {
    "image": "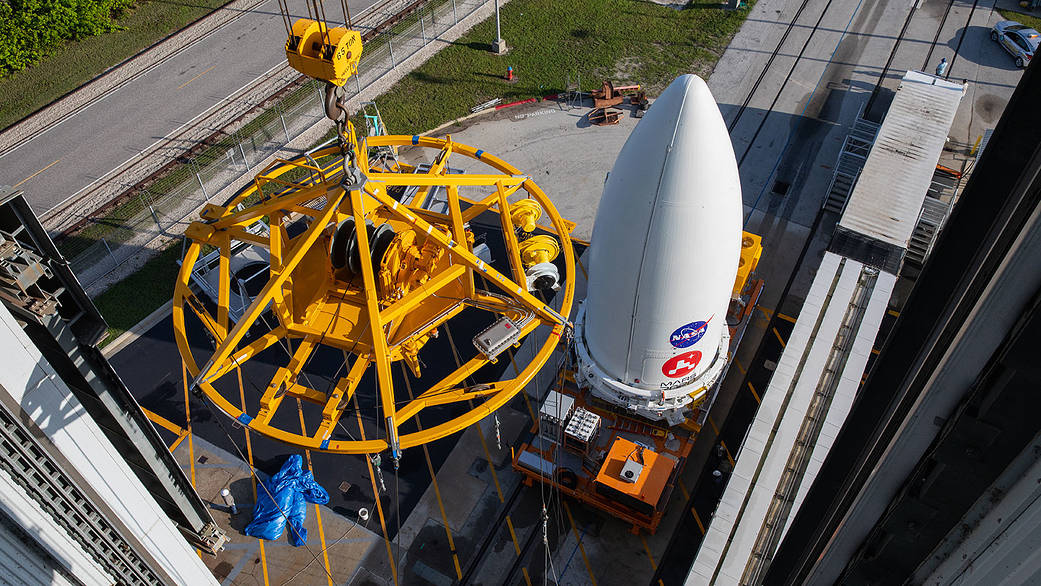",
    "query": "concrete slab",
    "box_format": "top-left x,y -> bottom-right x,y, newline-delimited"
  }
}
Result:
421,99 -> 642,242
171,434 -> 385,585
